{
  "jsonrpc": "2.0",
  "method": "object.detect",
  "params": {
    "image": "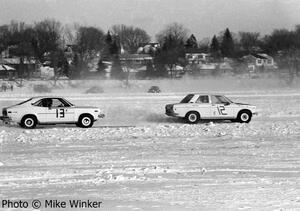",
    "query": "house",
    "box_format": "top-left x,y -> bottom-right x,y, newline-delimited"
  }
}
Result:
185,53 -> 210,64
101,54 -> 153,79
137,43 -> 160,54
219,62 -> 234,75
120,54 -> 153,65
1,46 -> 40,78
0,57 -> 39,78
242,53 -> 276,71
